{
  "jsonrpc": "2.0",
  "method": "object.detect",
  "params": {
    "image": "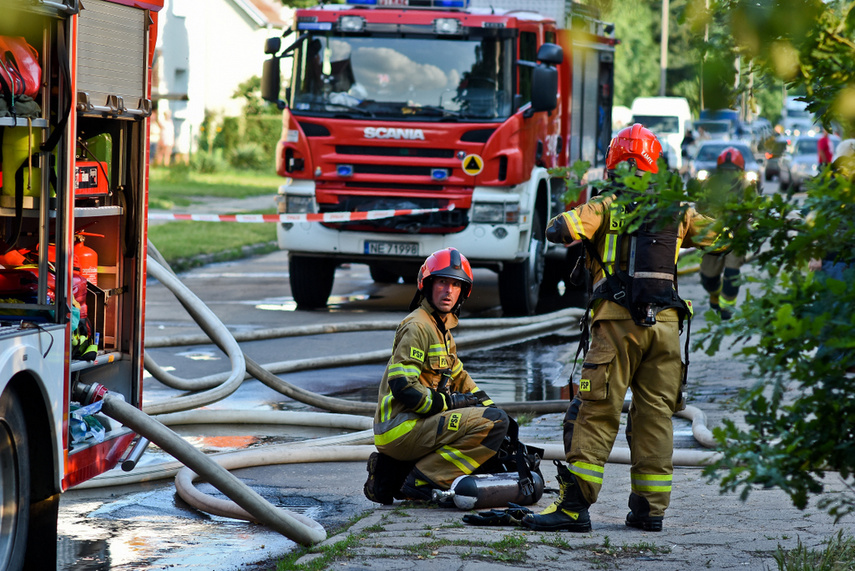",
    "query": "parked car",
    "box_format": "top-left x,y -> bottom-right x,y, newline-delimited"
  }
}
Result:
762,135 -> 789,181
692,119 -> 733,141
687,140 -> 764,191
779,135 -> 840,191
